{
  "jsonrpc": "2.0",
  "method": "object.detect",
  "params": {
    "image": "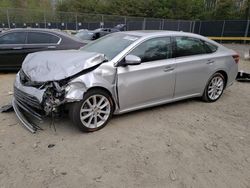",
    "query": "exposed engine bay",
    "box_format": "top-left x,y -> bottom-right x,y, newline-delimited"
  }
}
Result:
42,81 -> 66,116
